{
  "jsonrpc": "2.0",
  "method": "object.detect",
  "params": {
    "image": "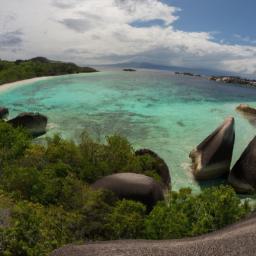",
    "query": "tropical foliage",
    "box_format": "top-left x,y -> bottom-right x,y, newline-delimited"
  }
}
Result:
0,57 -> 97,85
0,122 -> 251,255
